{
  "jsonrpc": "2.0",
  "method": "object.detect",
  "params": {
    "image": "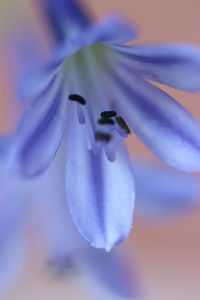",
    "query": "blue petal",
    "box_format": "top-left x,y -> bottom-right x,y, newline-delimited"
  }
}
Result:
65,114 -> 135,249
81,247 -> 139,298
0,177 -> 27,296
0,178 -> 27,239
18,59 -> 60,101
111,70 -> 200,171
0,136 -> 13,168
134,159 -> 198,219
30,152 -> 86,263
15,76 -> 66,176
40,0 -> 91,43
112,43 -> 200,92
0,229 -> 26,297
86,15 -> 137,44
